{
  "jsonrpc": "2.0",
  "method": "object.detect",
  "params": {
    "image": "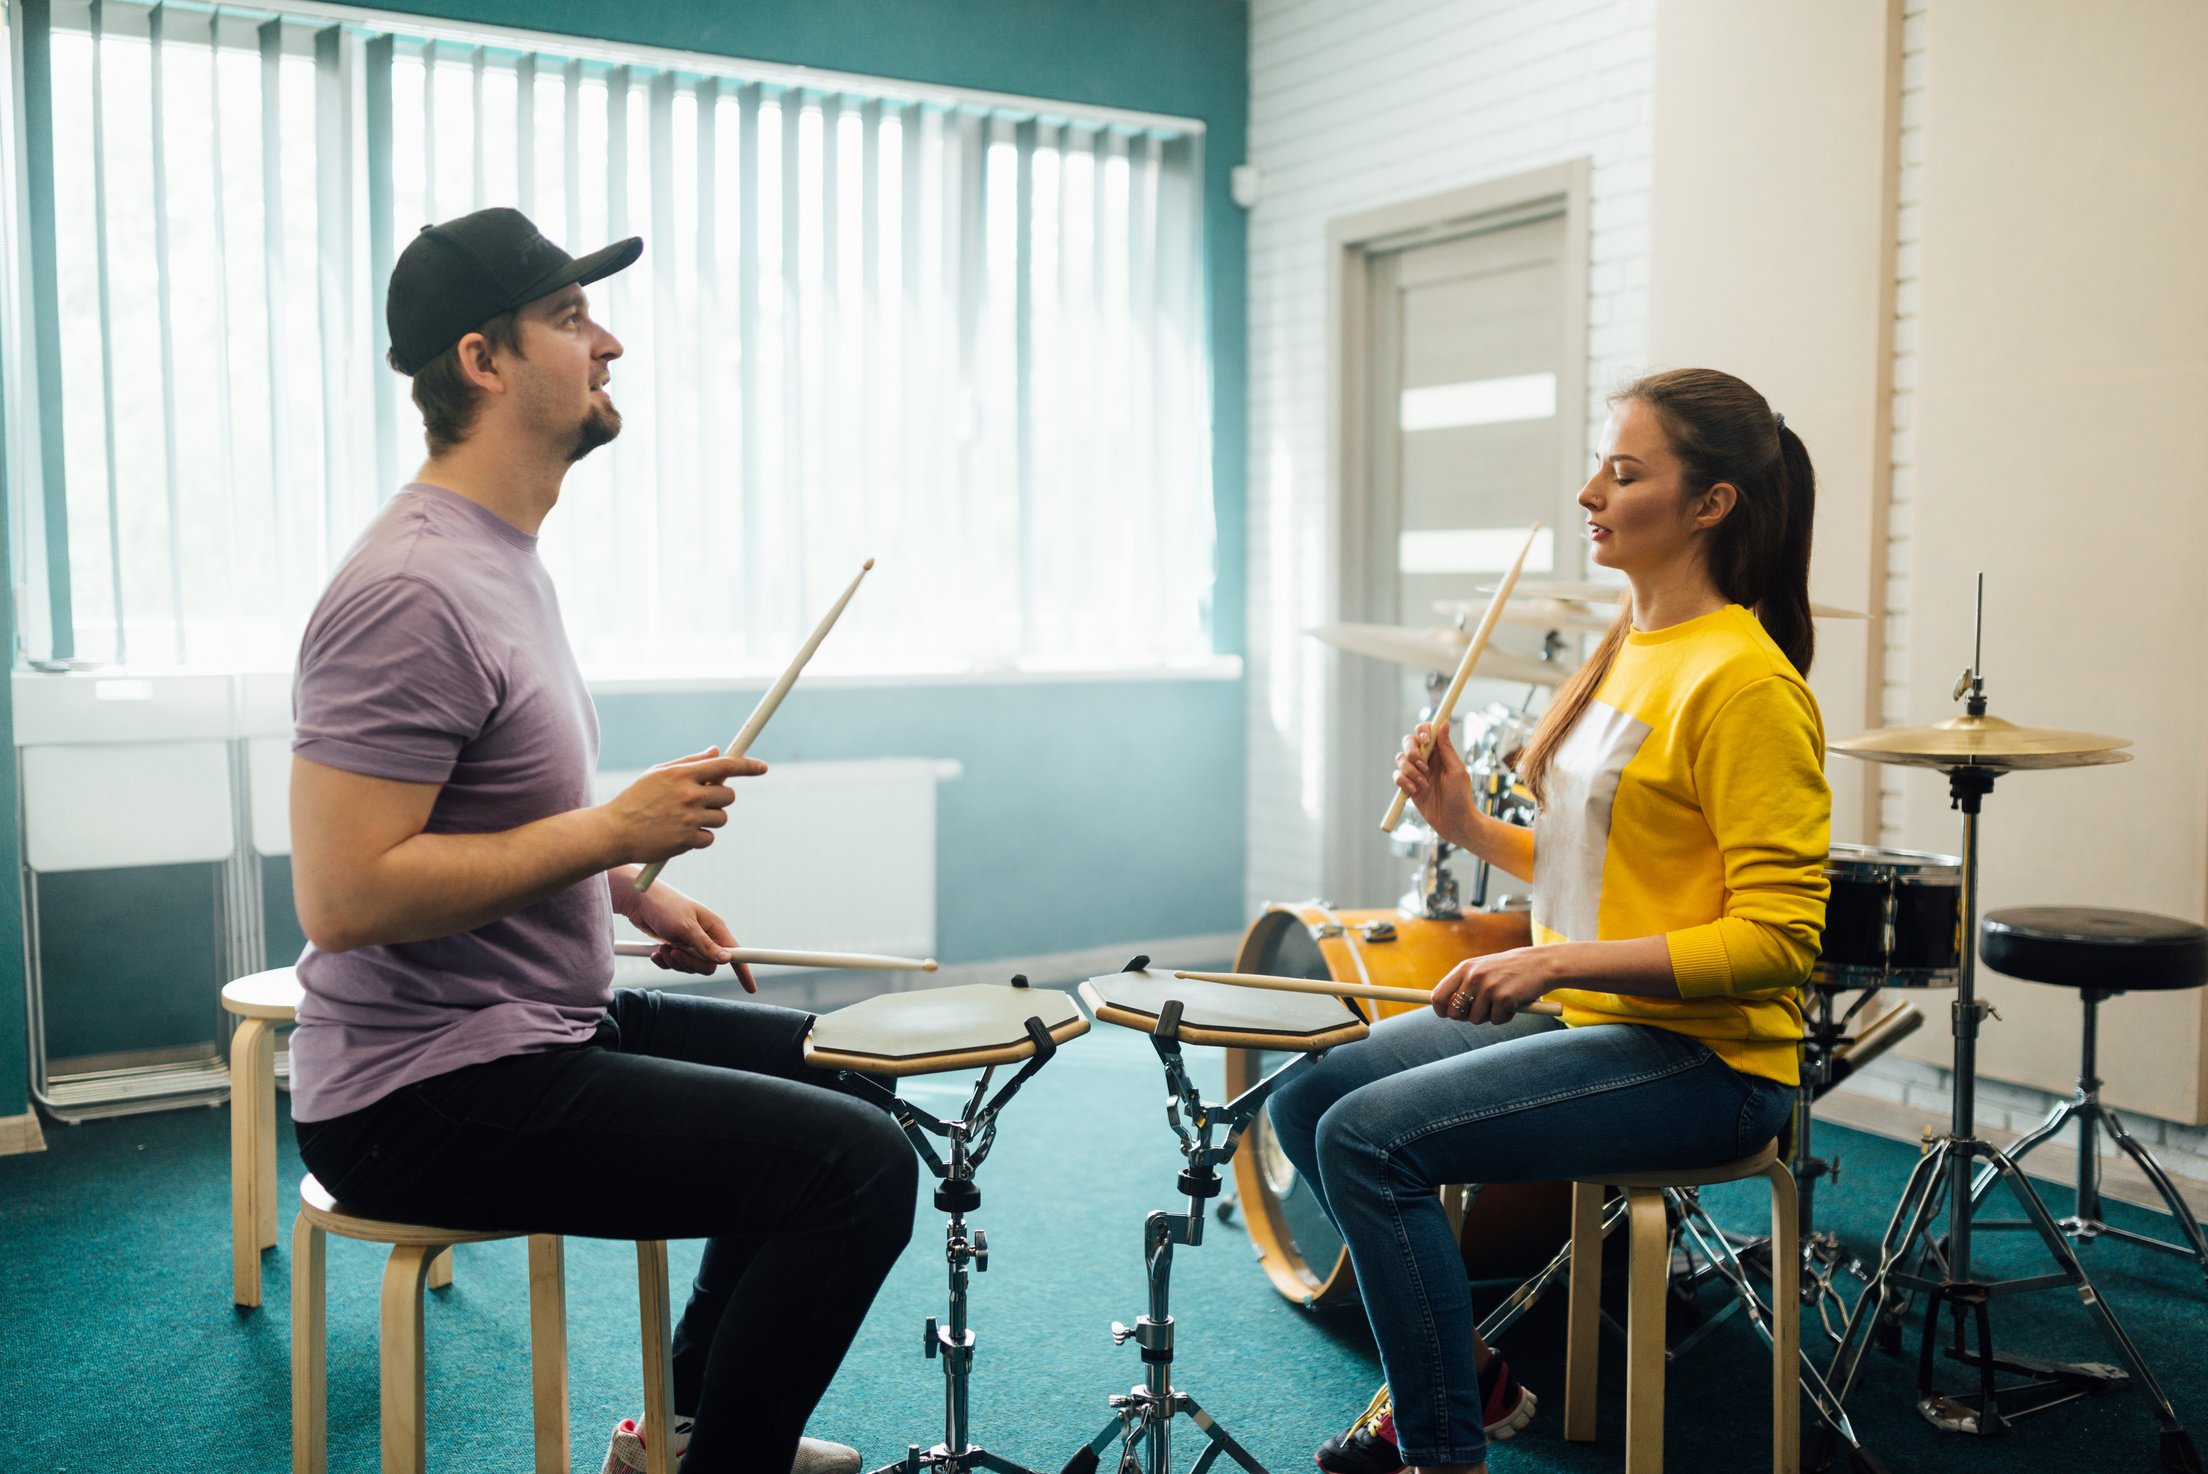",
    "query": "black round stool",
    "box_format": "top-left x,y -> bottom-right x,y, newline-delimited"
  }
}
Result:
1974,905 -> 2208,1283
